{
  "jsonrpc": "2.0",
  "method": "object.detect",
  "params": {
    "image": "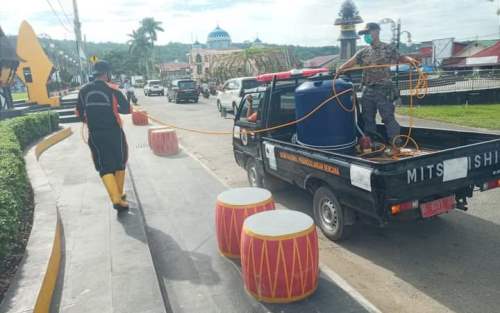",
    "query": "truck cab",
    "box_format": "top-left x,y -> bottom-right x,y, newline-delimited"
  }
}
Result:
233,69 -> 330,187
